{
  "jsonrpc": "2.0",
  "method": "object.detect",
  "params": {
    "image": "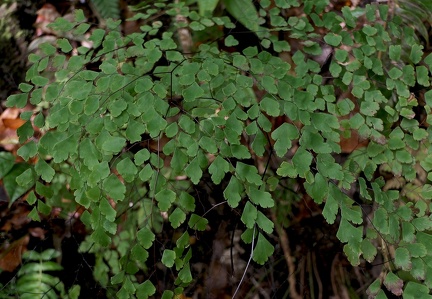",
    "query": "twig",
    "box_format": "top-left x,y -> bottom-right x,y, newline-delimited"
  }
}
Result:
307,252 -> 315,299
250,277 -> 271,299
270,211 -> 302,299
312,251 -> 323,299
330,255 -> 339,298
300,257 -> 306,297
